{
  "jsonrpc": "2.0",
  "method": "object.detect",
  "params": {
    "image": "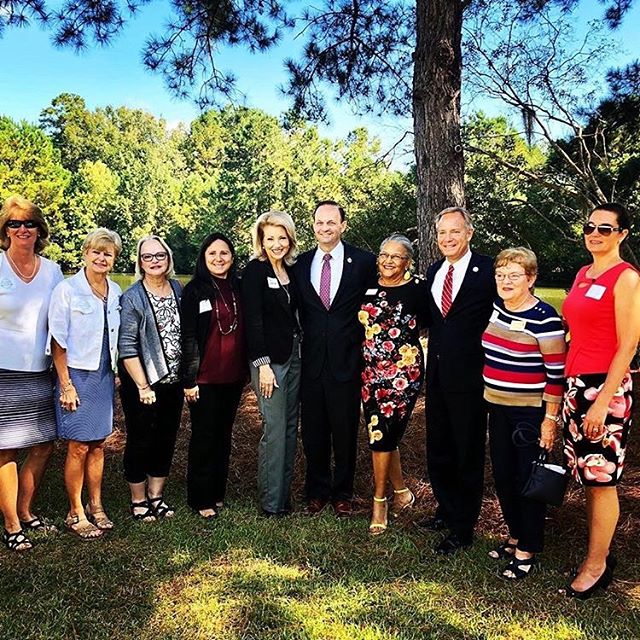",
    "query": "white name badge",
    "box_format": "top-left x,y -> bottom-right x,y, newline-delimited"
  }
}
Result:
199,299 -> 213,313
267,277 -> 280,289
365,288 -> 378,296
489,309 -> 499,323
585,284 -> 606,300
510,319 -> 526,332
